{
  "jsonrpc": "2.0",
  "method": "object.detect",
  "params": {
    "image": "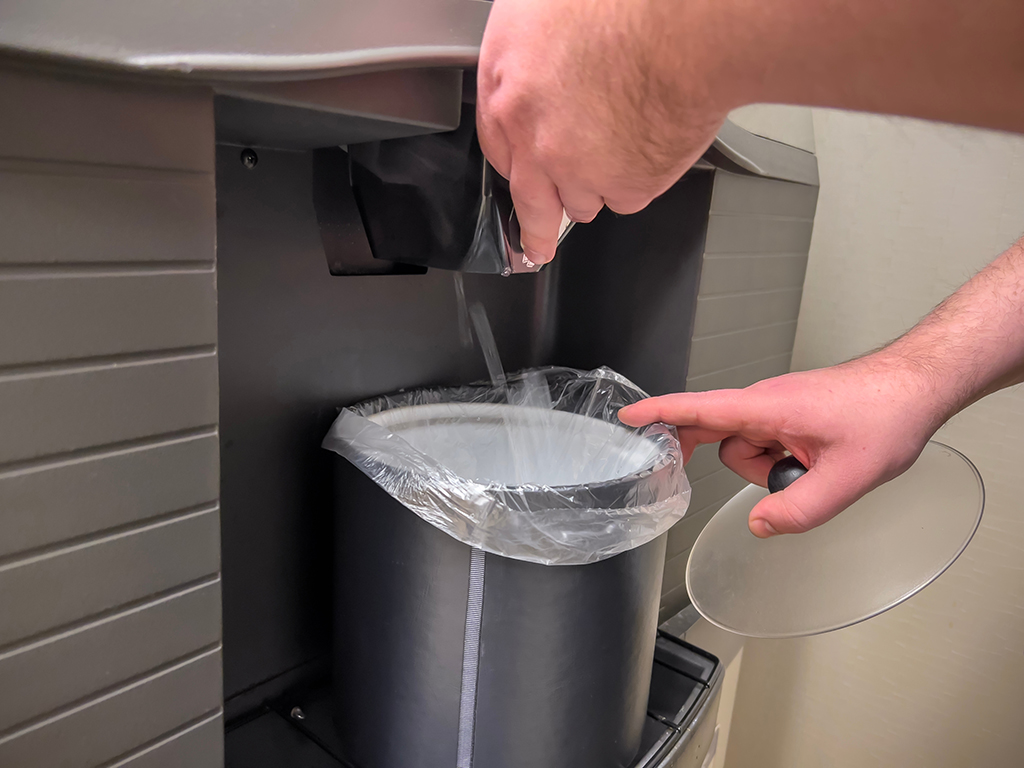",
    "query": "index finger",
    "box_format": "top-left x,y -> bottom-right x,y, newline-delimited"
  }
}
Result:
618,390 -> 756,432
